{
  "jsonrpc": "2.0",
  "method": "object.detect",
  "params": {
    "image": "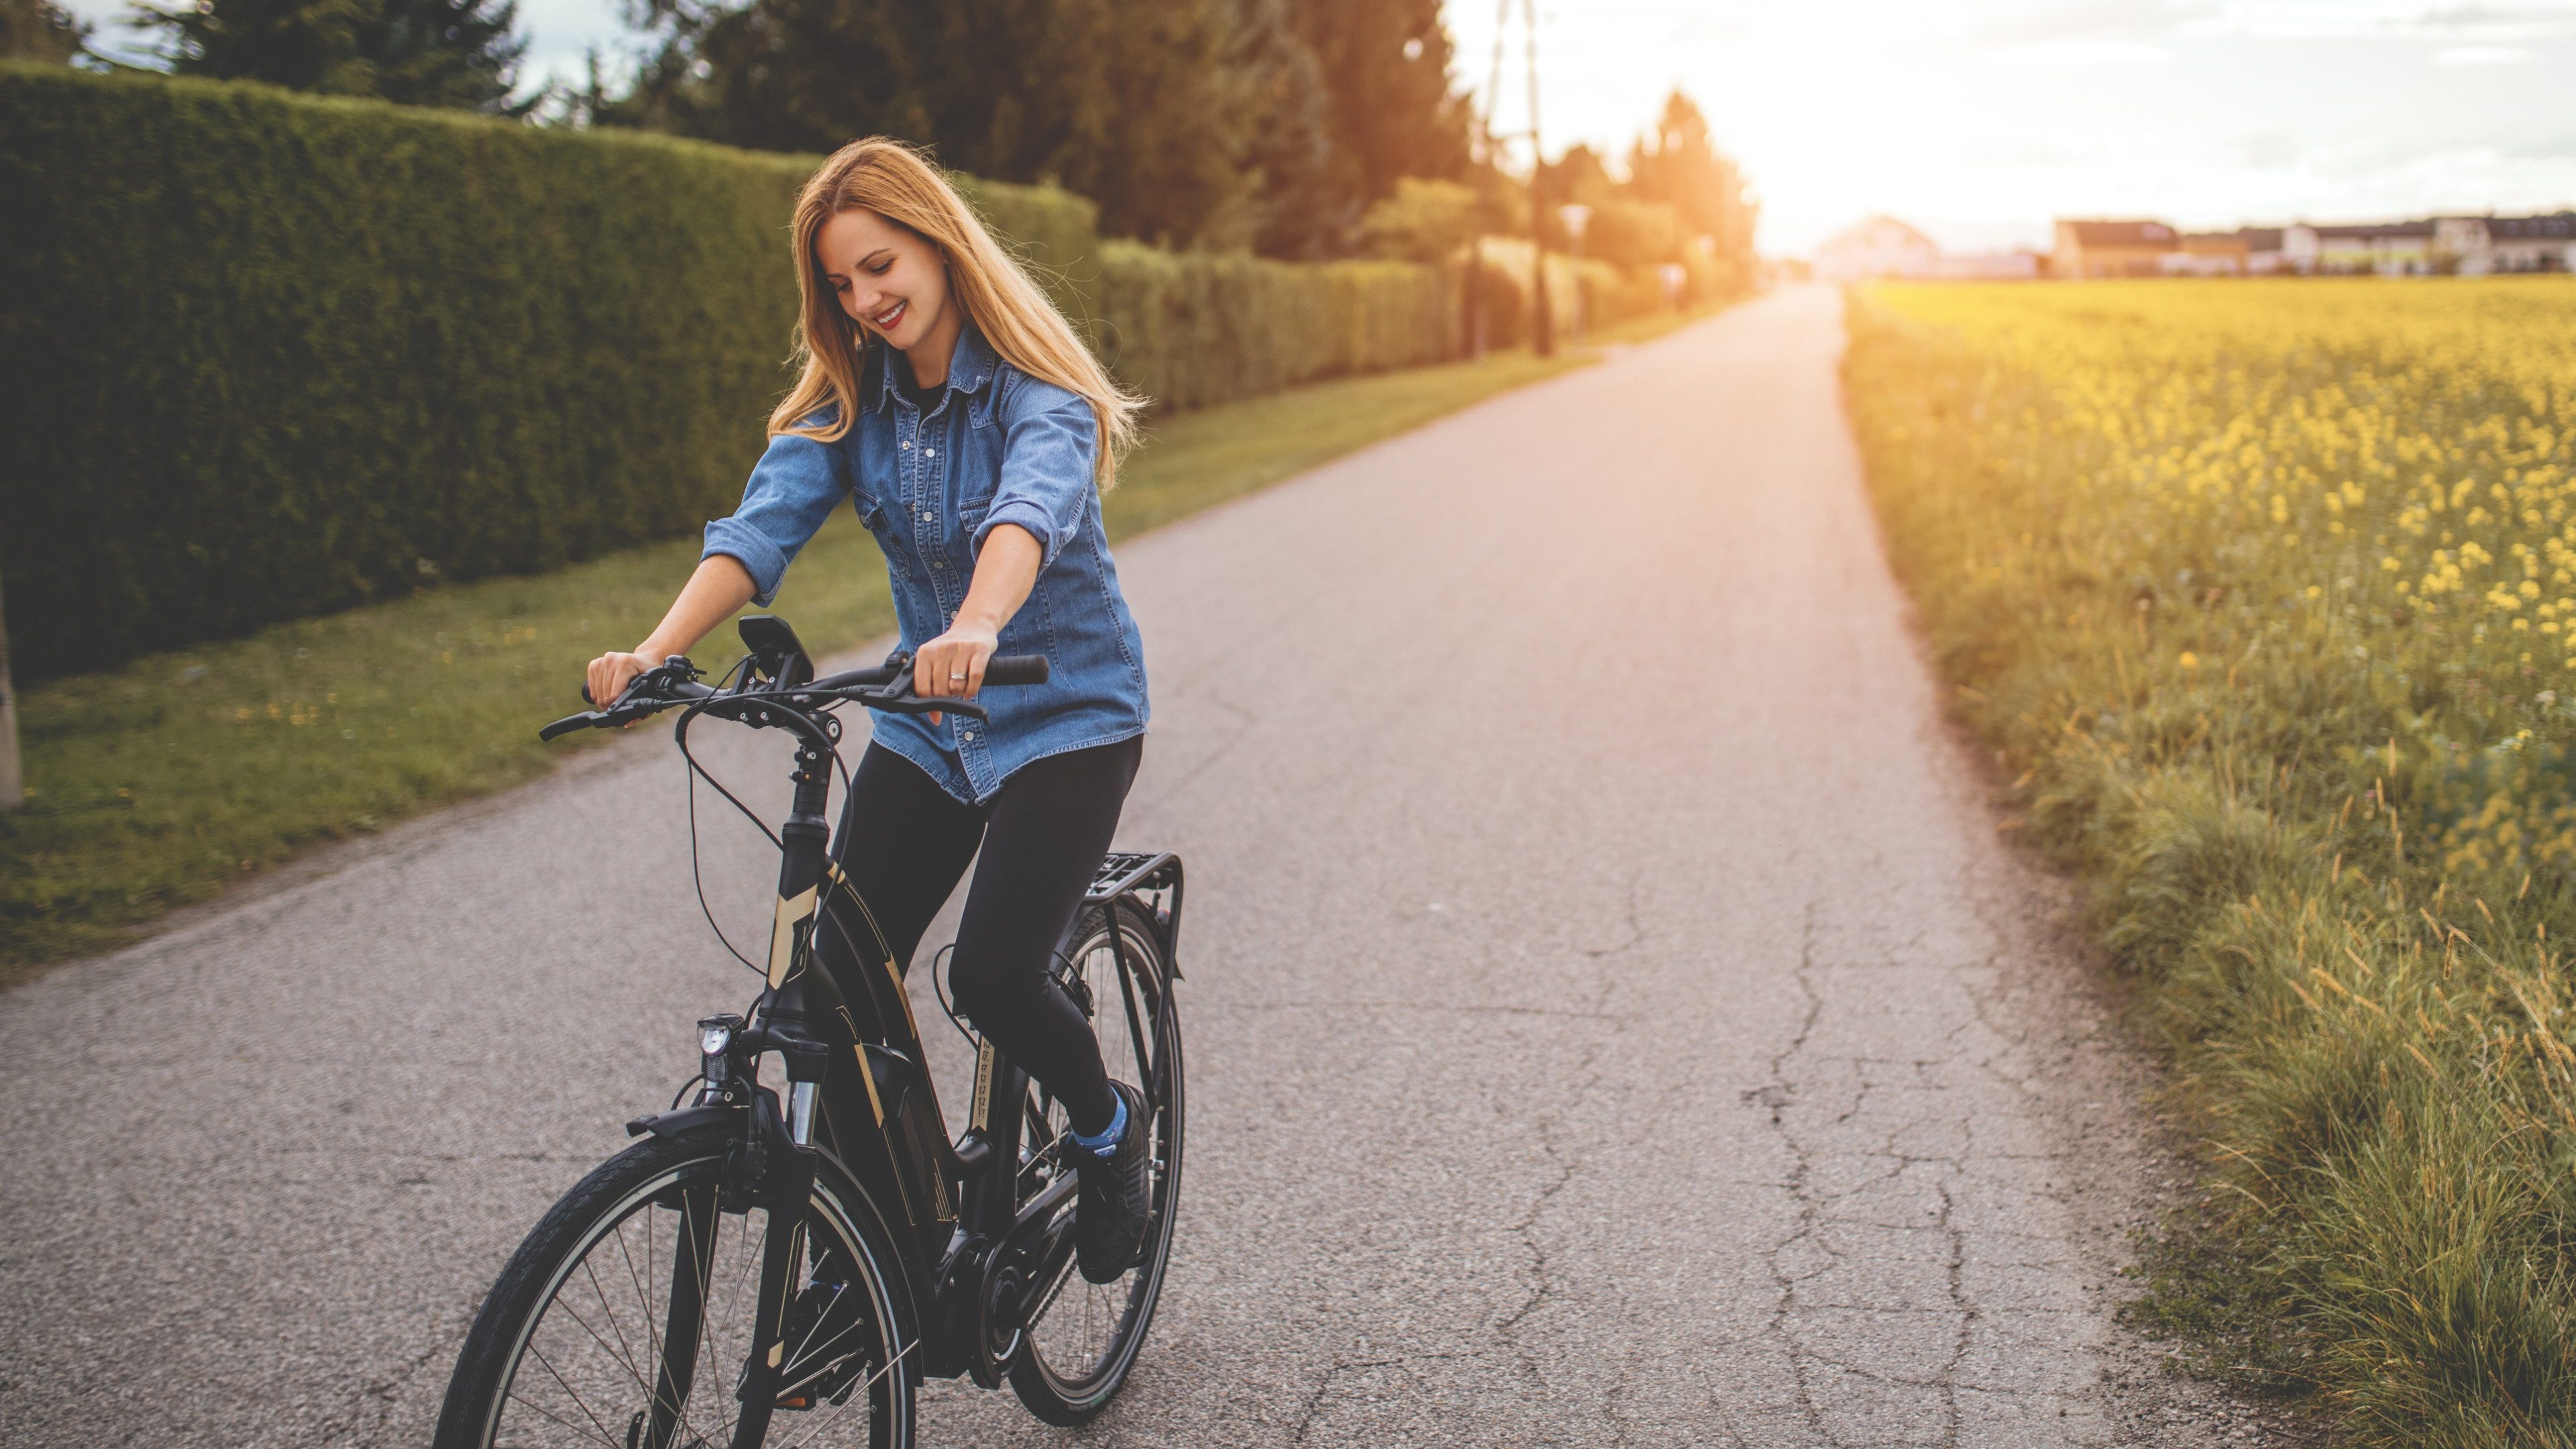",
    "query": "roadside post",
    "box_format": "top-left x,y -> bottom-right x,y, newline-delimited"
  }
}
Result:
1,567 -> 19,810
1559,203 -> 1591,342
1524,0 -> 1552,358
